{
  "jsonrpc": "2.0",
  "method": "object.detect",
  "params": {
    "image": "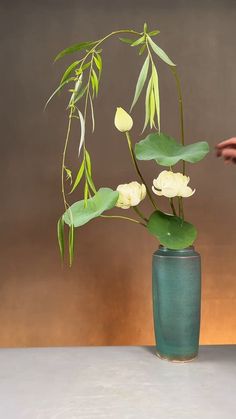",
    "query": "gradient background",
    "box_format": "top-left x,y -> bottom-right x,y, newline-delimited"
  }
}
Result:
1,0 -> 236,347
